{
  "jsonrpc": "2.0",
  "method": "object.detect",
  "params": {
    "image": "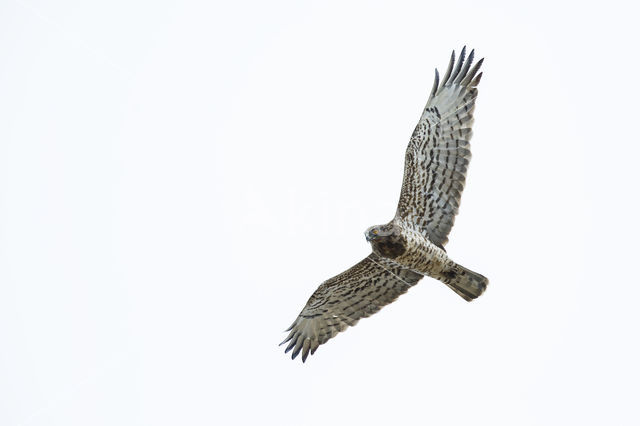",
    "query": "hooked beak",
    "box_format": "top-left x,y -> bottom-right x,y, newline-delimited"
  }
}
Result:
365,229 -> 377,242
